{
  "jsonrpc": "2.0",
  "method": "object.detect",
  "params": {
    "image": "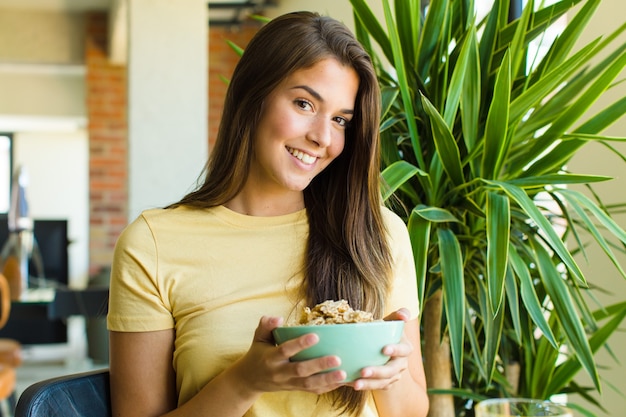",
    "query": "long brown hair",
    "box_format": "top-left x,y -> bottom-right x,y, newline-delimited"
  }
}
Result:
174,12 -> 392,415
